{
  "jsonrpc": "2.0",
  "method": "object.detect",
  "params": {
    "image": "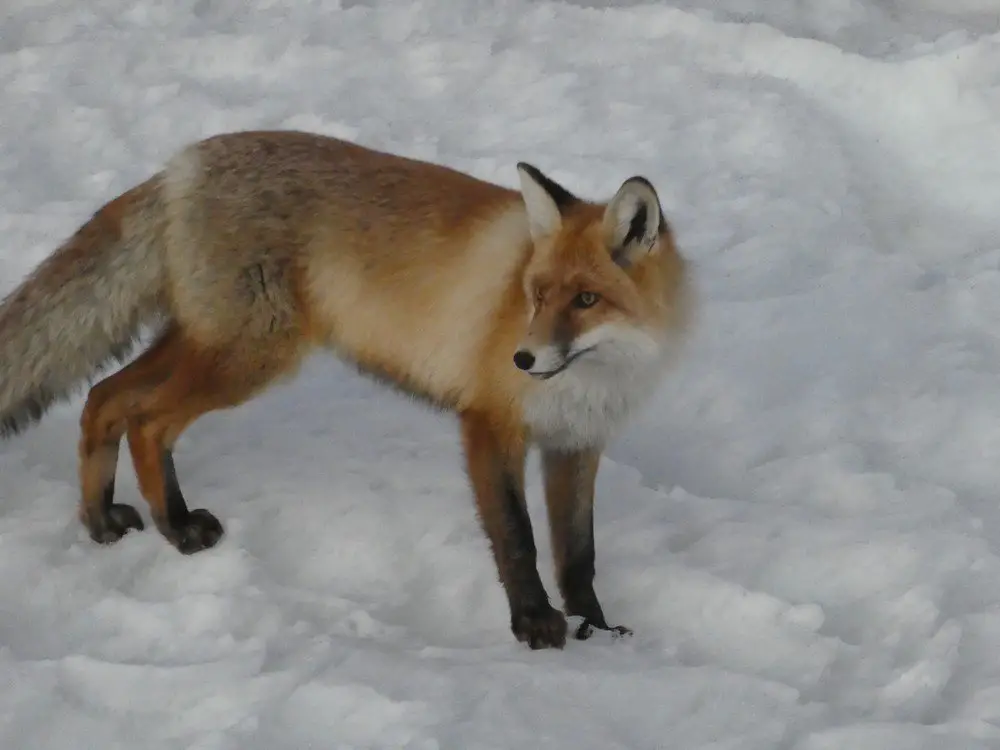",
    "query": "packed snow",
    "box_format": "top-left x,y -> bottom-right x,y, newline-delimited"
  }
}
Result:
4,0 -> 1000,747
